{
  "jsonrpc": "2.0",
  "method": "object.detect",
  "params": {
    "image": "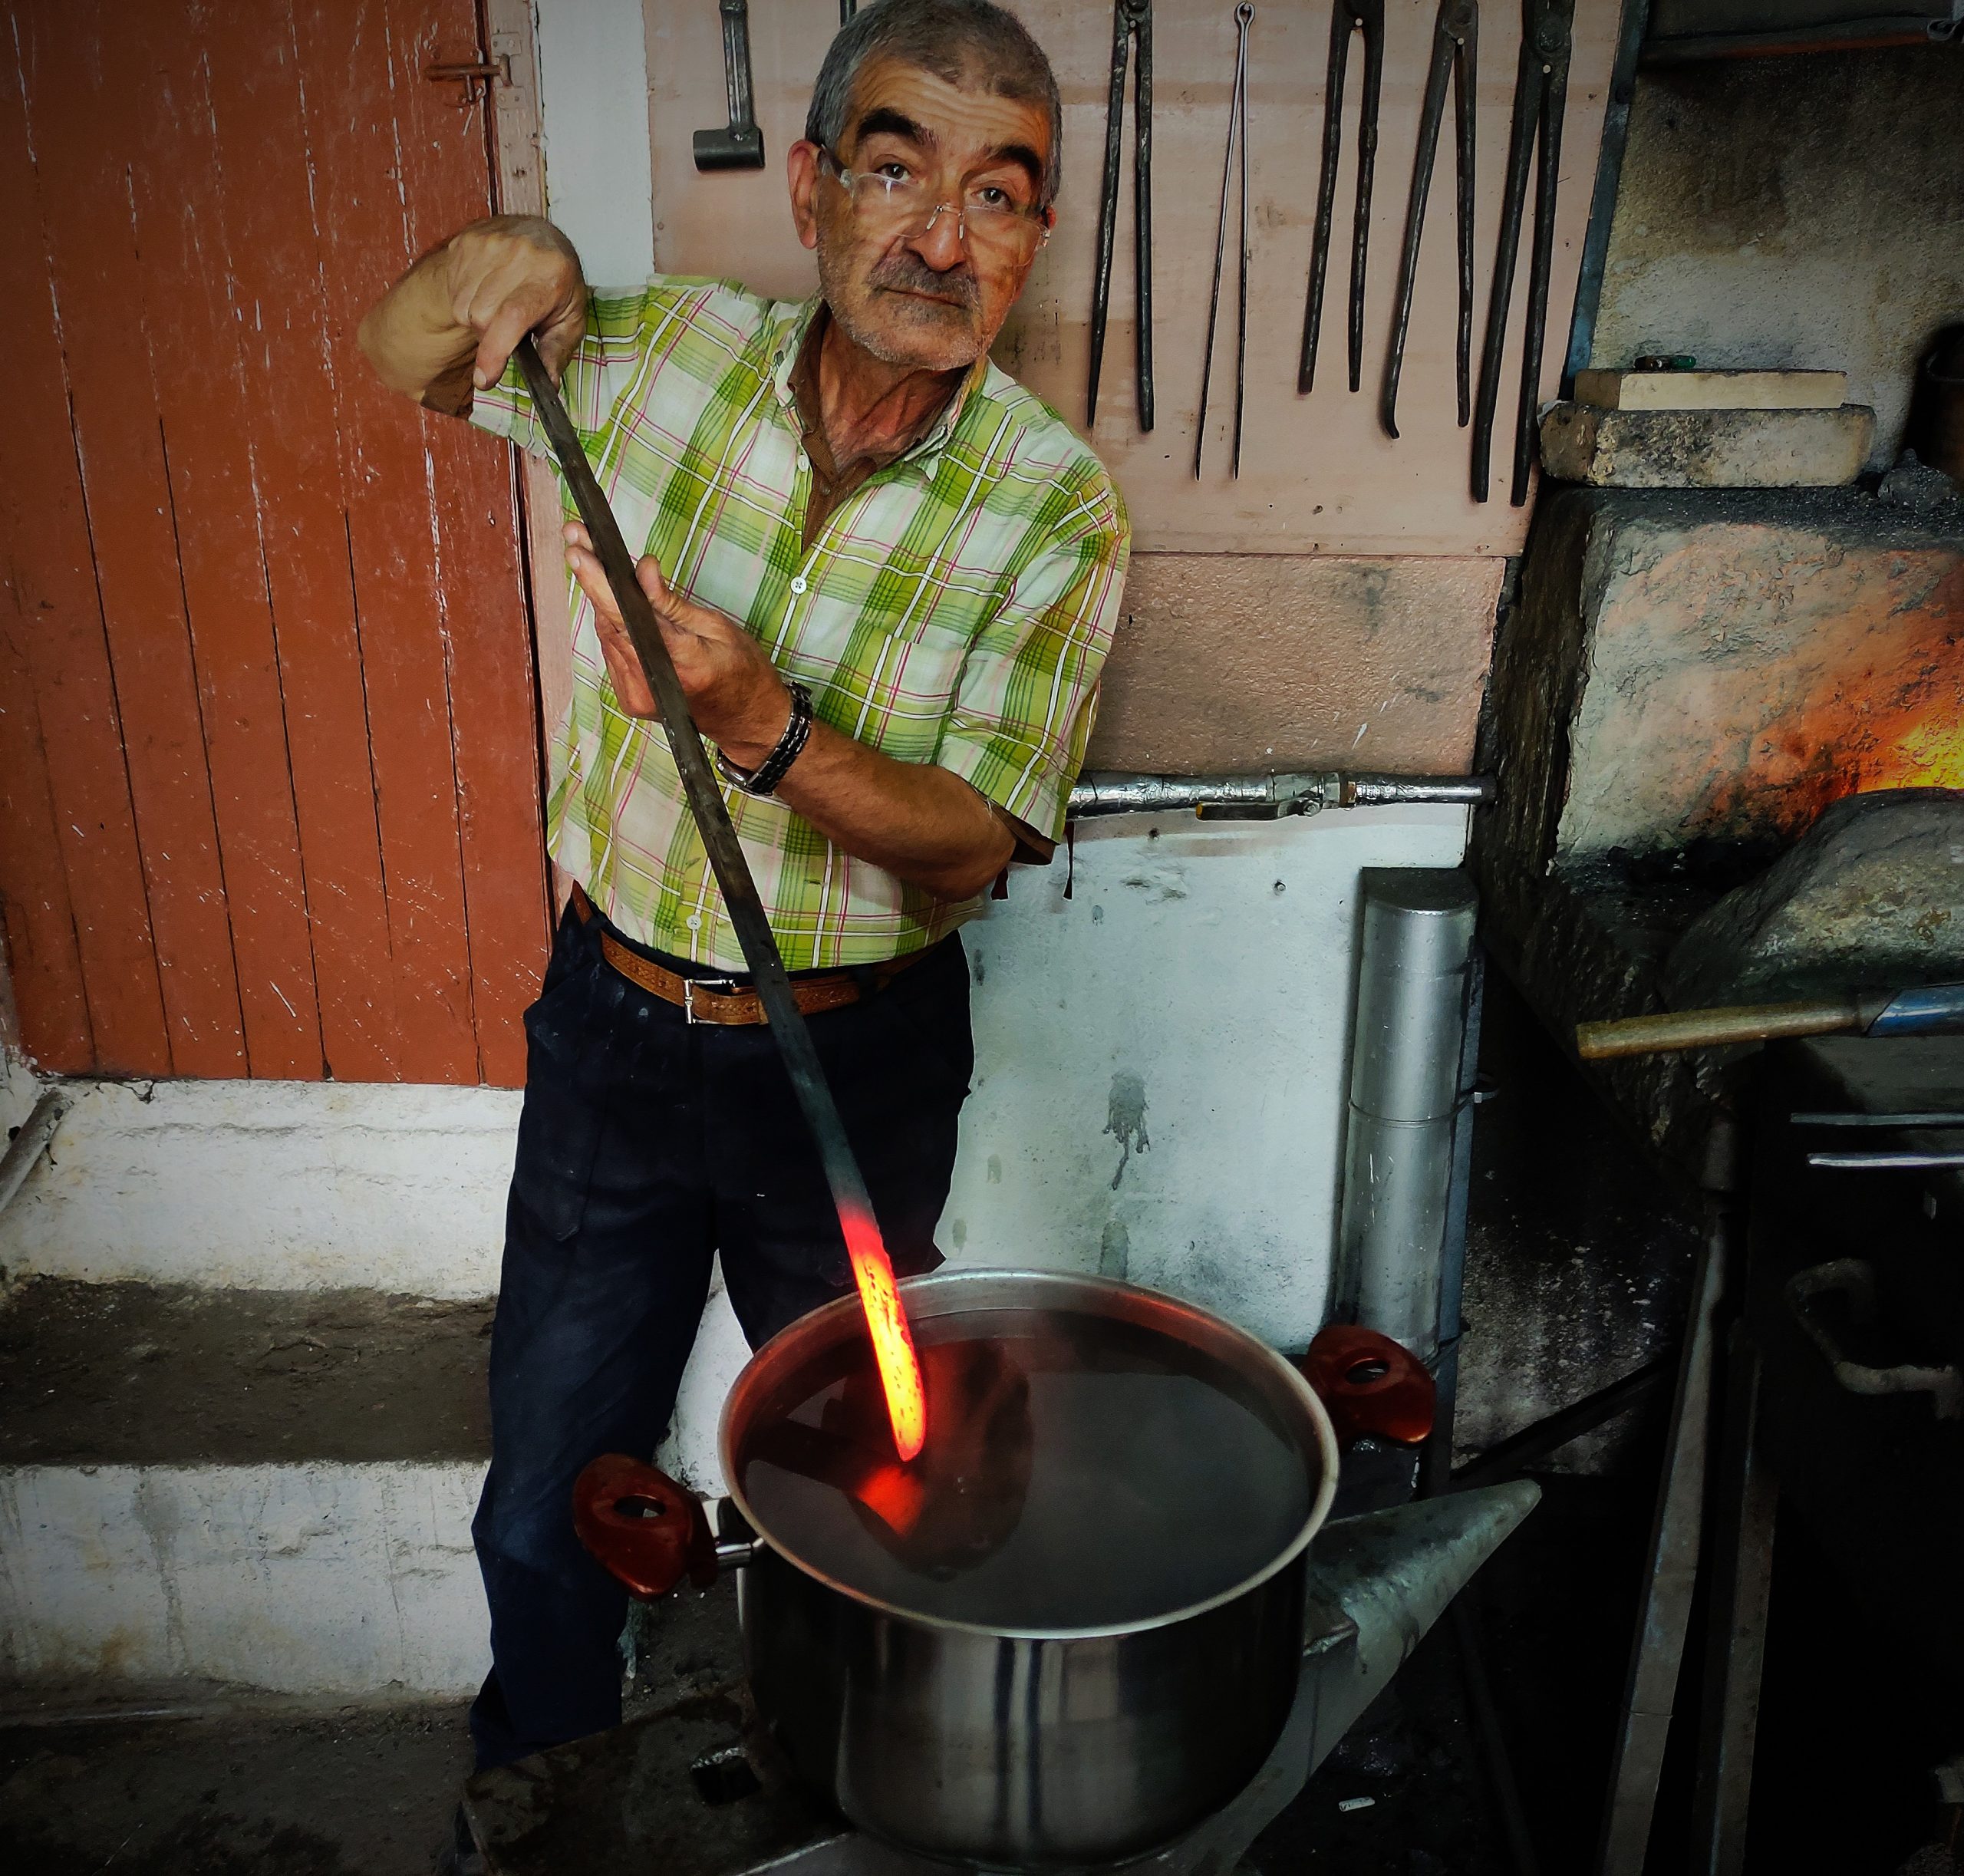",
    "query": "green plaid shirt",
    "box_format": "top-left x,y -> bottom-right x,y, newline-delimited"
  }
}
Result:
472,276 -> 1129,971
